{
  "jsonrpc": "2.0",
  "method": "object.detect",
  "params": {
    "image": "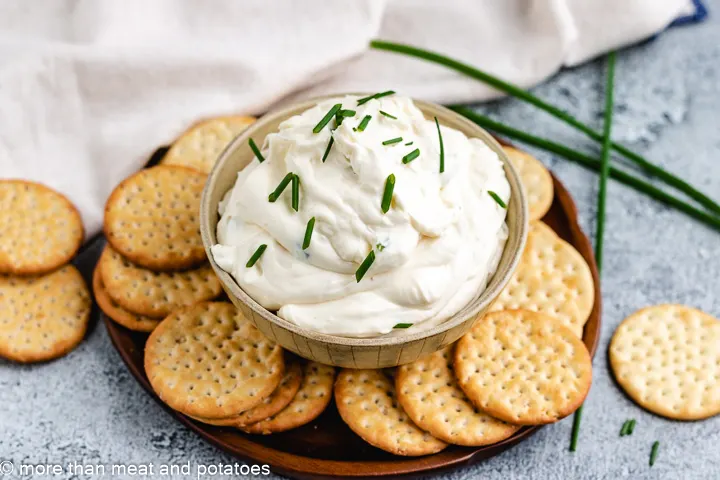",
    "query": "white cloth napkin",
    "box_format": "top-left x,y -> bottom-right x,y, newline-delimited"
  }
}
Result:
0,0 -> 697,237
